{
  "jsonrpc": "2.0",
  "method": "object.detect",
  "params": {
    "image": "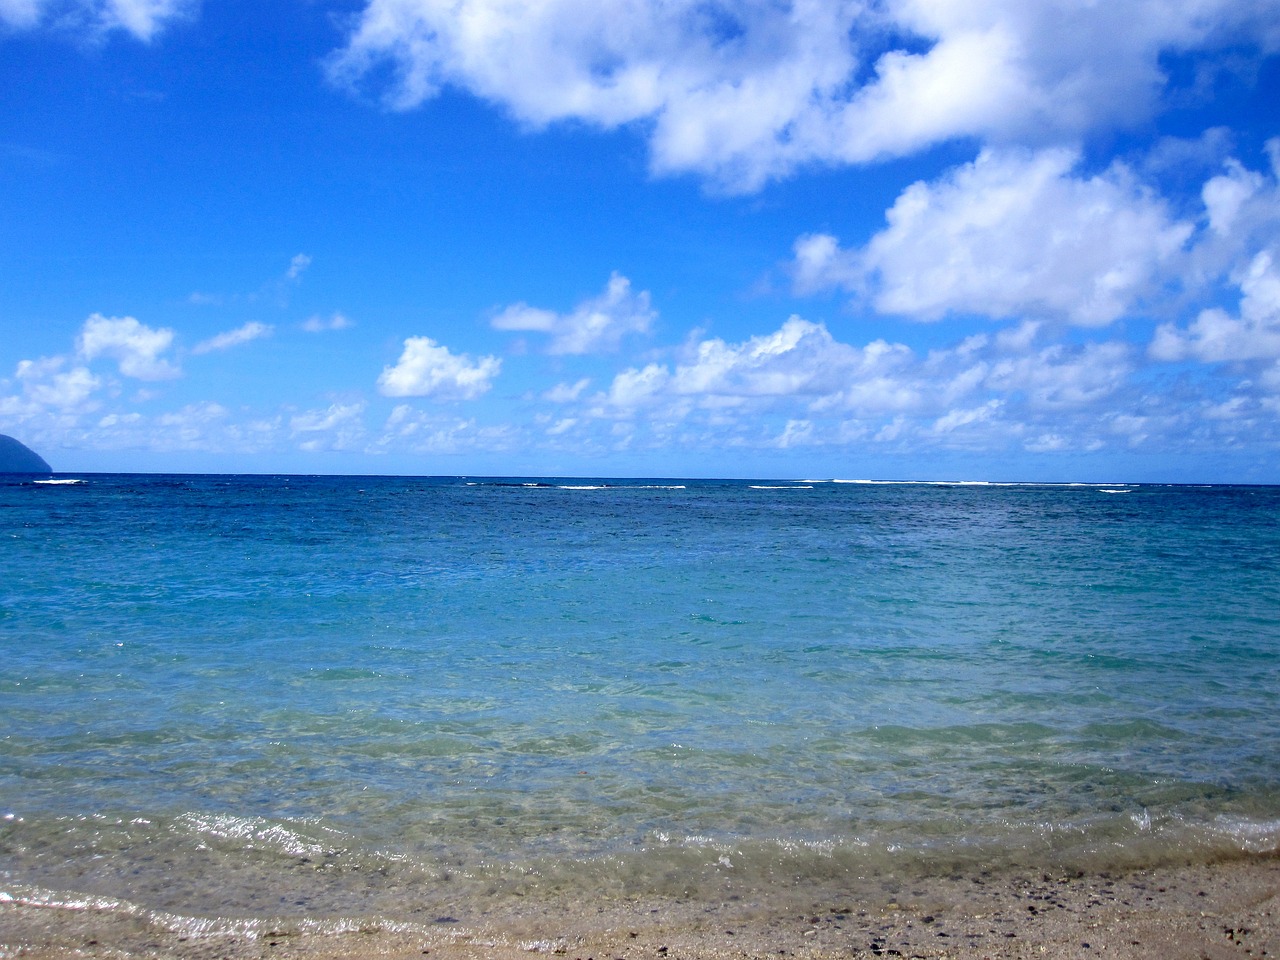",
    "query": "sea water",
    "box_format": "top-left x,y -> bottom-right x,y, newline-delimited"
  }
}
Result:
1,475 -> 1278,933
